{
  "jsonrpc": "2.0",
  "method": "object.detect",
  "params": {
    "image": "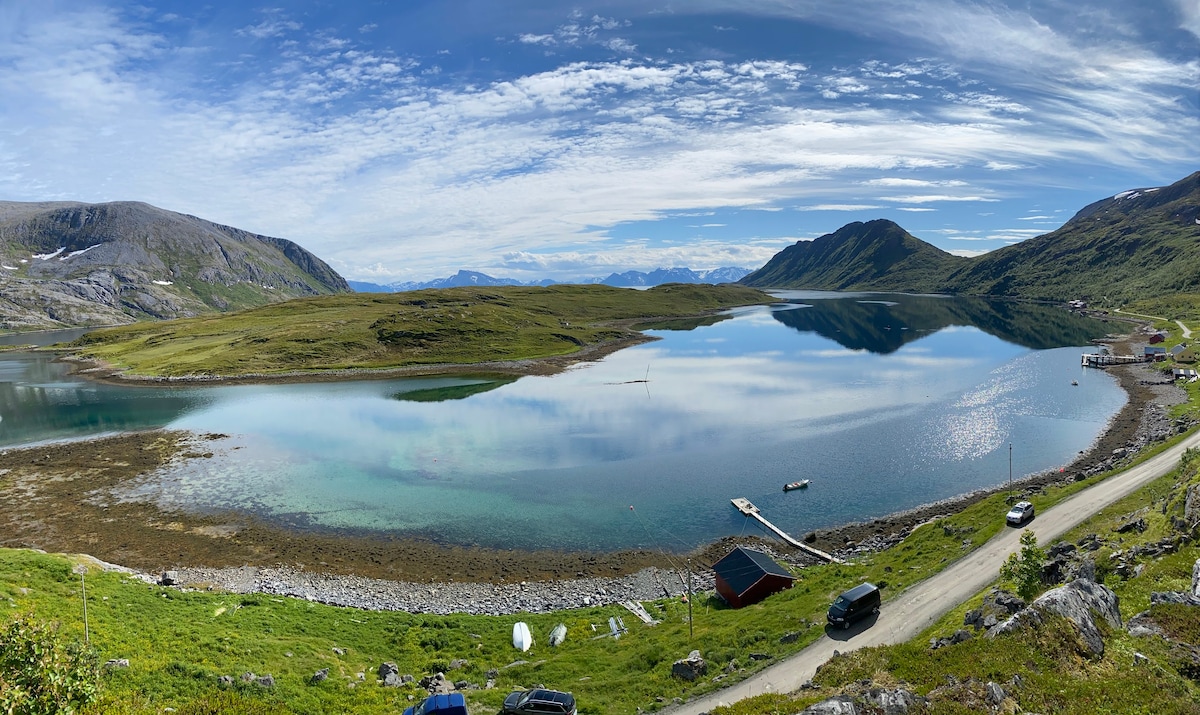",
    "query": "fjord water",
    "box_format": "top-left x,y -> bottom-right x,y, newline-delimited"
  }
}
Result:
0,293 -> 1126,553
